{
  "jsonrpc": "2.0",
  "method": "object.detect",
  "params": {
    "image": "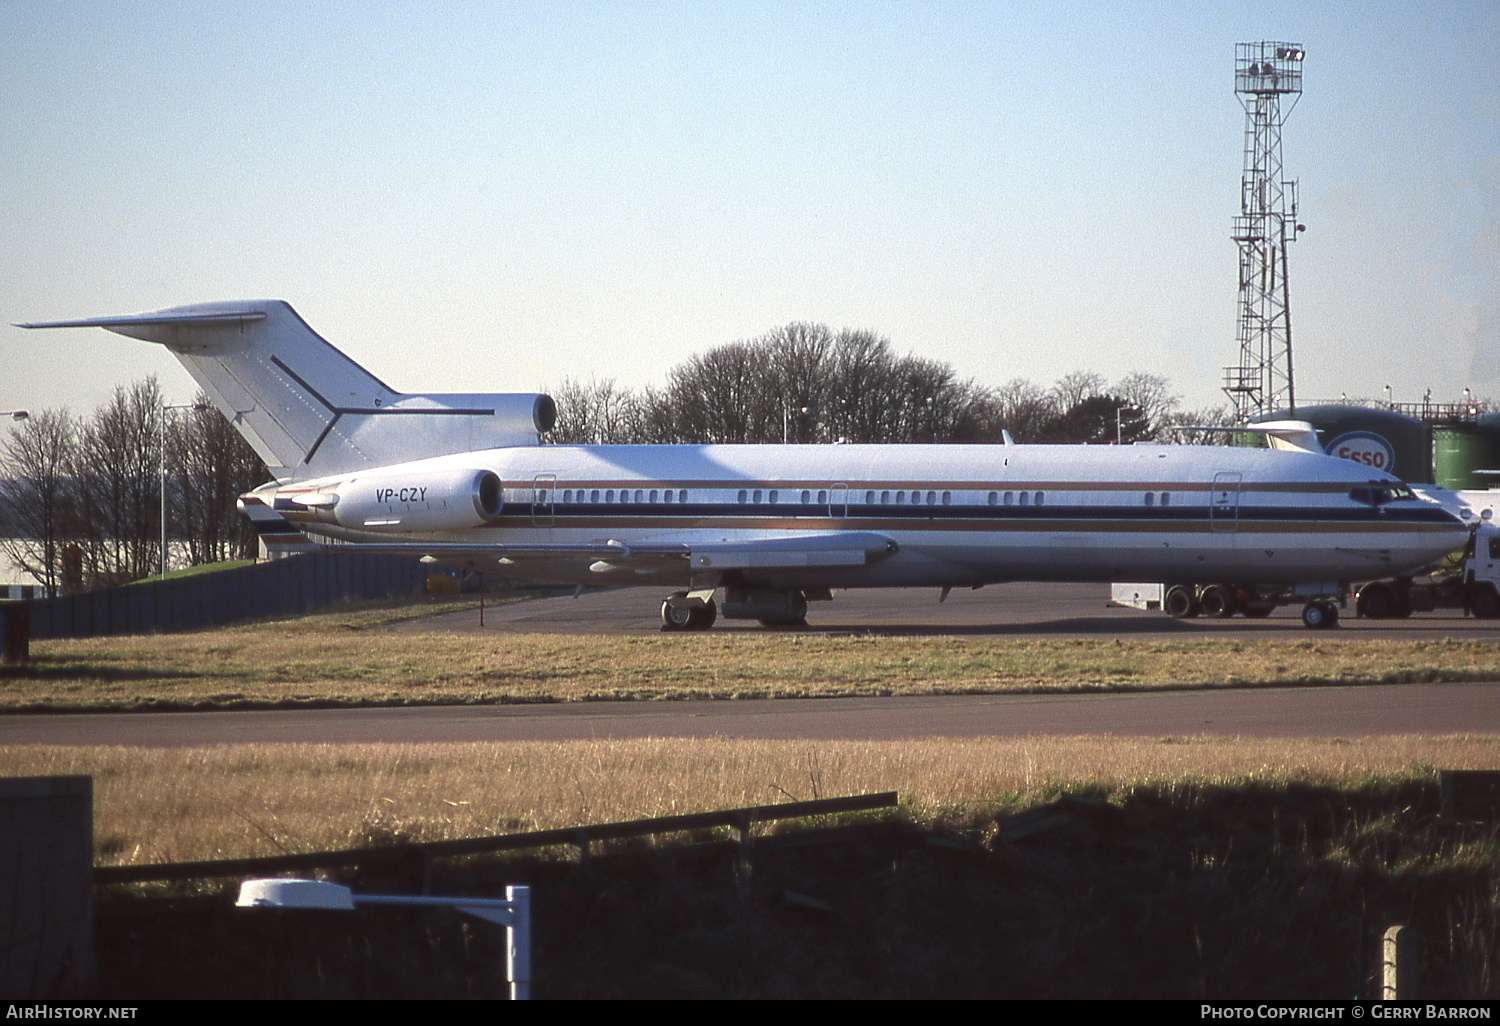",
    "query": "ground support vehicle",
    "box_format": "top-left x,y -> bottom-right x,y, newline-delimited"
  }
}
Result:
1112,521 -> 1500,627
